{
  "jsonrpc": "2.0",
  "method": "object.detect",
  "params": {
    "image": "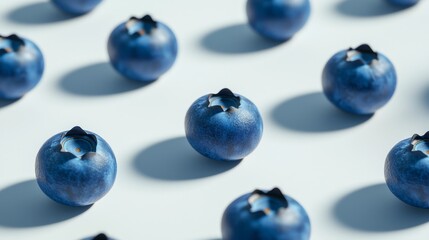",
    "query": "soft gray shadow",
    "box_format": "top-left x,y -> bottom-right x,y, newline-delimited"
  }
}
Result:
422,84 -> 429,109
201,23 -> 283,54
0,99 -> 18,108
0,180 -> 90,228
133,137 -> 240,180
271,92 -> 372,132
59,62 -> 151,96
336,0 -> 412,17
7,2 -> 77,24
334,184 -> 429,231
